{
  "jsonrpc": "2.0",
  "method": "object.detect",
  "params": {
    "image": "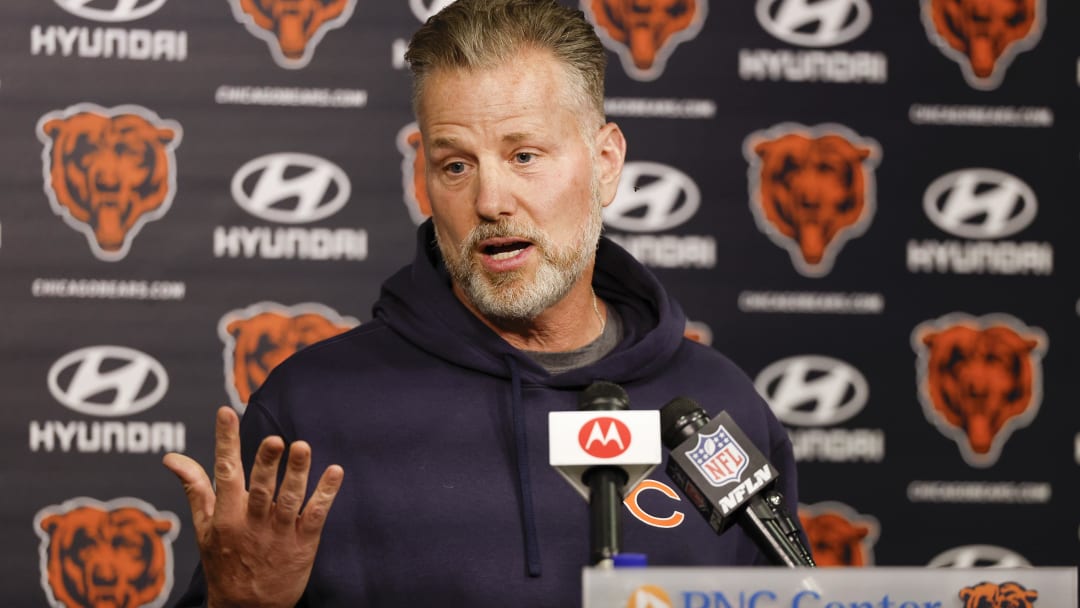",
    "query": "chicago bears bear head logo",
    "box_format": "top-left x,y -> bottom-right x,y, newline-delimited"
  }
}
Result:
228,0 -> 356,69
922,0 -> 1043,90
960,581 -> 1038,608
37,104 -> 181,262
219,302 -> 359,412
913,313 -> 1046,468
683,320 -> 713,345
744,124 -> 880,277
798,502 -> 879,566
34,497 -> 180,608
583,0 -> 707,81
396,122 -> 432,225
